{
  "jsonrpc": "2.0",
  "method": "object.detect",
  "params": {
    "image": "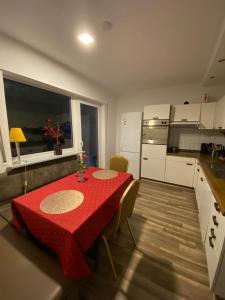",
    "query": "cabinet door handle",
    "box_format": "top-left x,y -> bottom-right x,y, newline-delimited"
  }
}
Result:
181,118 -> 187,121
212,215 -> 219,226
200,177 -> 203,182
209,236 -> 214,248
197,168 -> 200,172
218,126 -> 223,129
210,228 -> 216,239
186,163 -> 193,166
143,157 -> 148,160
214,202 -> 220,212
